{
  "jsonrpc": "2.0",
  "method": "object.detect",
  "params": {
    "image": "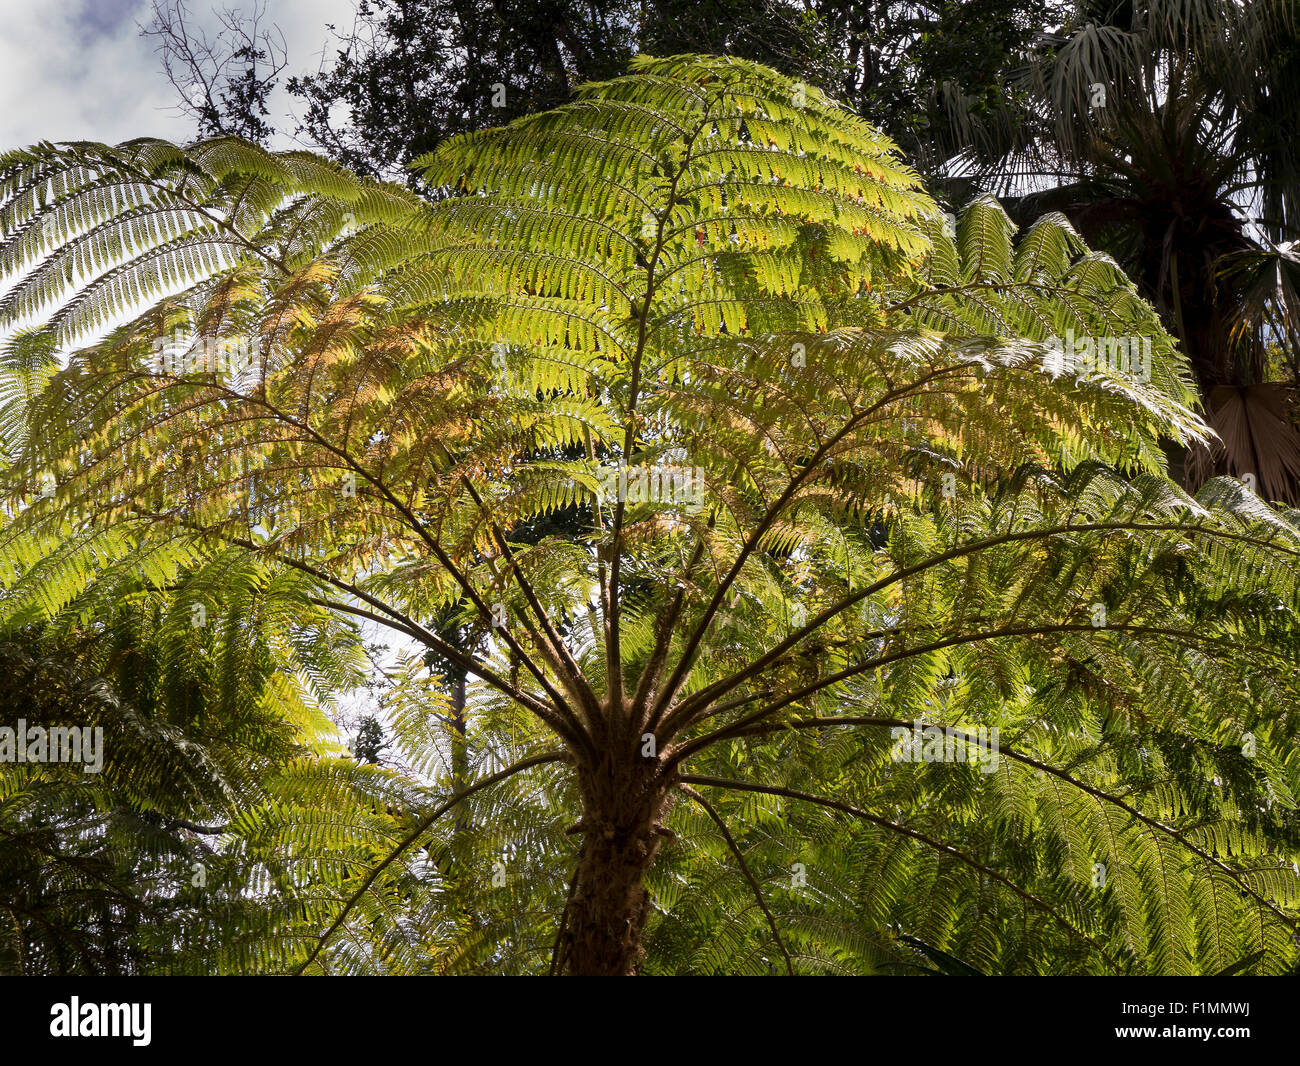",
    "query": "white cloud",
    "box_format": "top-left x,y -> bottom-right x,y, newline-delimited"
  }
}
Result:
0,0 -> 357,150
